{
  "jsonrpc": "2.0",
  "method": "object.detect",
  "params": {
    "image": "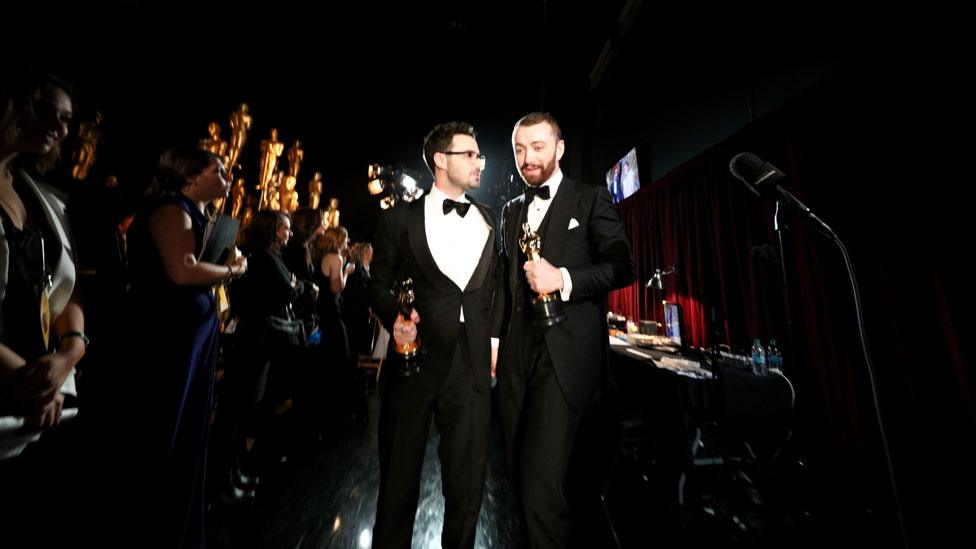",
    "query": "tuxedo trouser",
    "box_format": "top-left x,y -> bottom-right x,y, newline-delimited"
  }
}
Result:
374,330 -> 490,549
499,315 -> 583,549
